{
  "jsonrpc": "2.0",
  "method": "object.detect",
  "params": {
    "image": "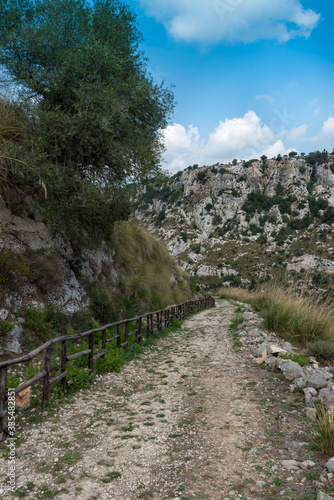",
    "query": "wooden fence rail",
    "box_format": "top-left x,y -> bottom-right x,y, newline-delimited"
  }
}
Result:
0,295 -> 215,439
